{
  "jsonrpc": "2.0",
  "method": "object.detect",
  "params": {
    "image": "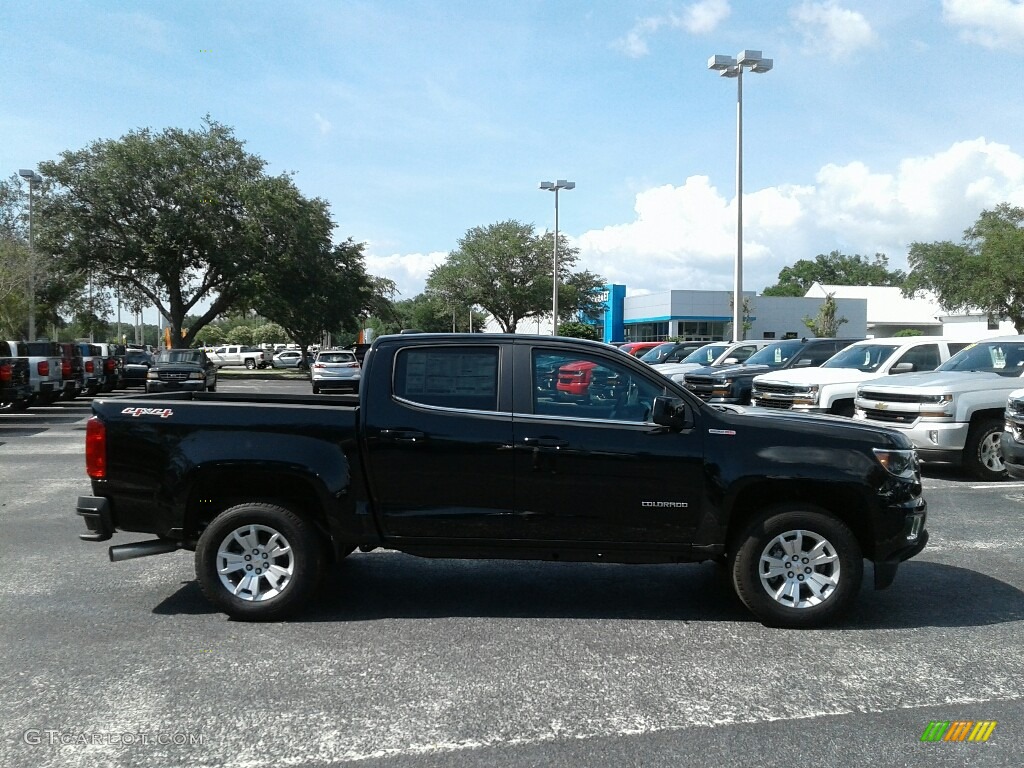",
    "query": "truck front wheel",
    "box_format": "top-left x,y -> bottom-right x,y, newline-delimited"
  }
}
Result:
731,506 -> 862,628
195,502 -> 323,621
963,418 -> 1007,481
